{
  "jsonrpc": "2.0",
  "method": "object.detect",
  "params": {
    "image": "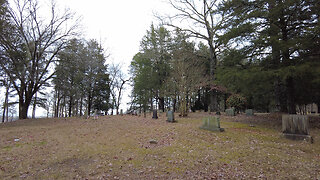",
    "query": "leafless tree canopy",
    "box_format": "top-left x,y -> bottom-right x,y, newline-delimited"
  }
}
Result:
159,0 -> 227,112
0,0 -> 80,119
